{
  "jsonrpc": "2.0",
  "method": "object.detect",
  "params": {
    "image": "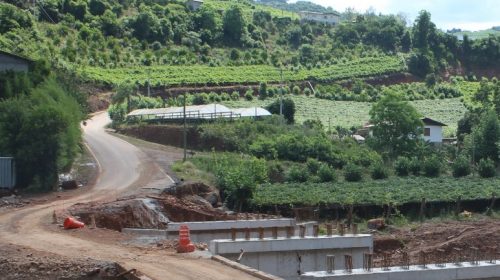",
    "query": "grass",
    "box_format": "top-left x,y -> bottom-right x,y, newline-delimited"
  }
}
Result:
222,95 -> 467,136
